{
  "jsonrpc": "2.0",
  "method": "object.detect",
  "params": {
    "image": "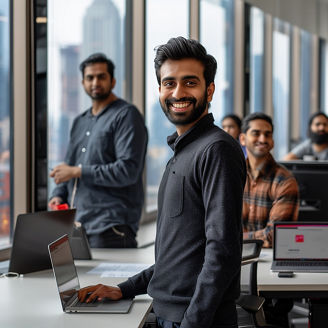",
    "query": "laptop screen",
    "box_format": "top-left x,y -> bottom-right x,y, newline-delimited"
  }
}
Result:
274,223 -> 328,261
49,235 -> 80,309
